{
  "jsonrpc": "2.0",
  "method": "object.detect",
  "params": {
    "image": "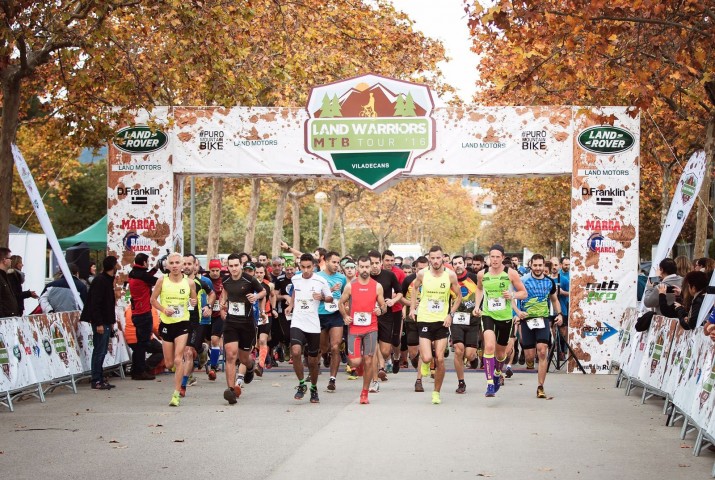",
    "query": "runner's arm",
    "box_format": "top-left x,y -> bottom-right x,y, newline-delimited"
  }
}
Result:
339,283 -> 352,324
150,277 -> 170,315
